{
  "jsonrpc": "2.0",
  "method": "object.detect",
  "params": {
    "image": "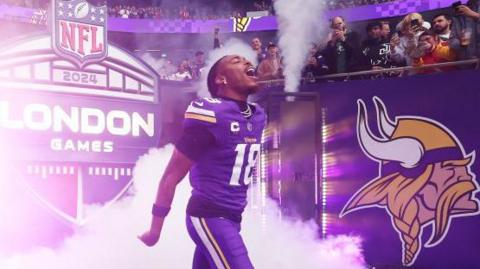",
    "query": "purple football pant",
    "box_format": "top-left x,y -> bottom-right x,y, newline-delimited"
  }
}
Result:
186,215 -> 255,269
